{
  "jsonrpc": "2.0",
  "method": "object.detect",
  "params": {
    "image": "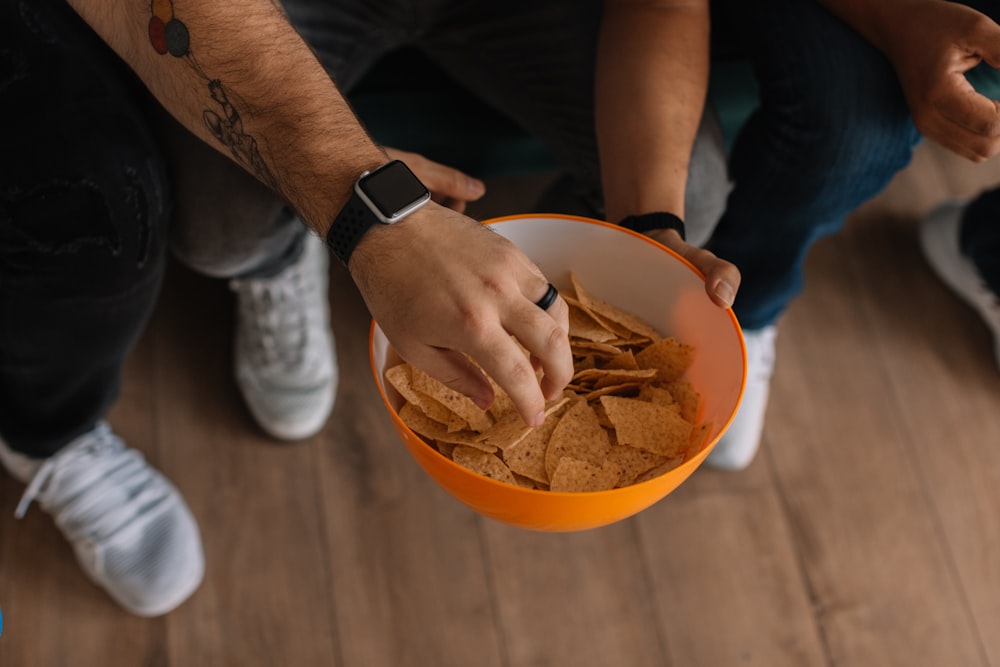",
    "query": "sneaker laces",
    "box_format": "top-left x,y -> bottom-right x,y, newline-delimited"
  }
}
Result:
231,258 -> 323,371
14,424 -> 171,545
